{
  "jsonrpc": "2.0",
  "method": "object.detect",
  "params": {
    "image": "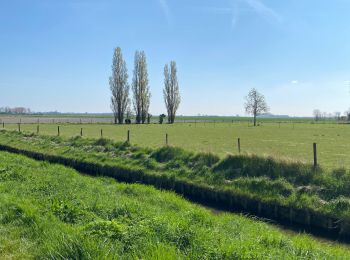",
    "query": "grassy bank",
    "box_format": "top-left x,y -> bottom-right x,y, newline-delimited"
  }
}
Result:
0,151 -> 349,258
1,131 -> 350,233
